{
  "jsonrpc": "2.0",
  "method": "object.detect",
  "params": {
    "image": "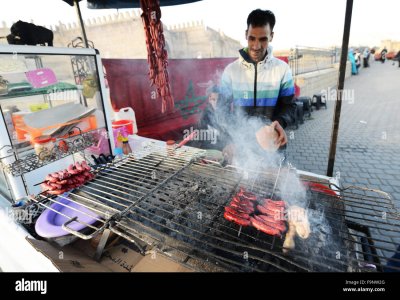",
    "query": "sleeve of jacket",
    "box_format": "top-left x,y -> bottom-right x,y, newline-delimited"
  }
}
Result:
272,64 -> 296,129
